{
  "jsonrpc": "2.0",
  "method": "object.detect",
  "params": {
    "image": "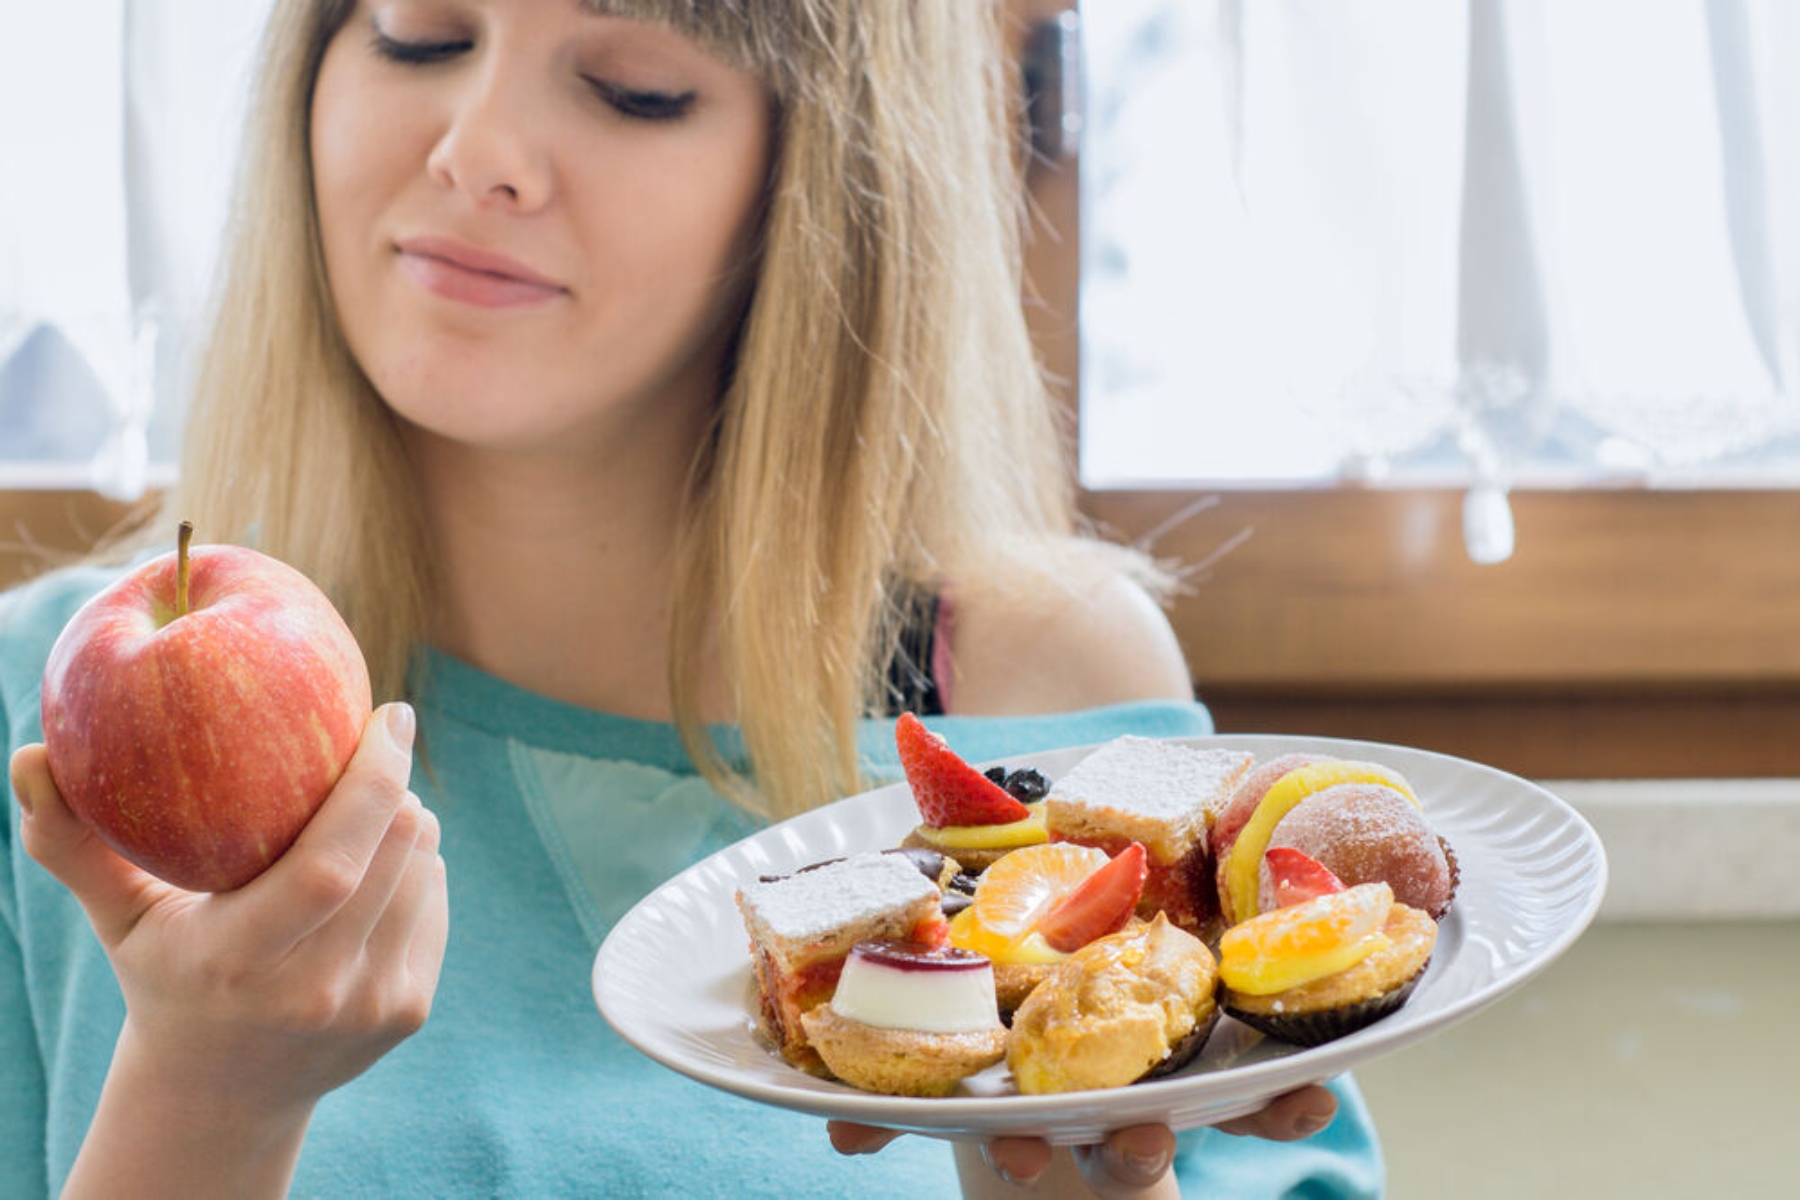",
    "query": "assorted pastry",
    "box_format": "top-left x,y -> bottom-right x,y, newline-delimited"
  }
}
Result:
734,721 -> 1461,1096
